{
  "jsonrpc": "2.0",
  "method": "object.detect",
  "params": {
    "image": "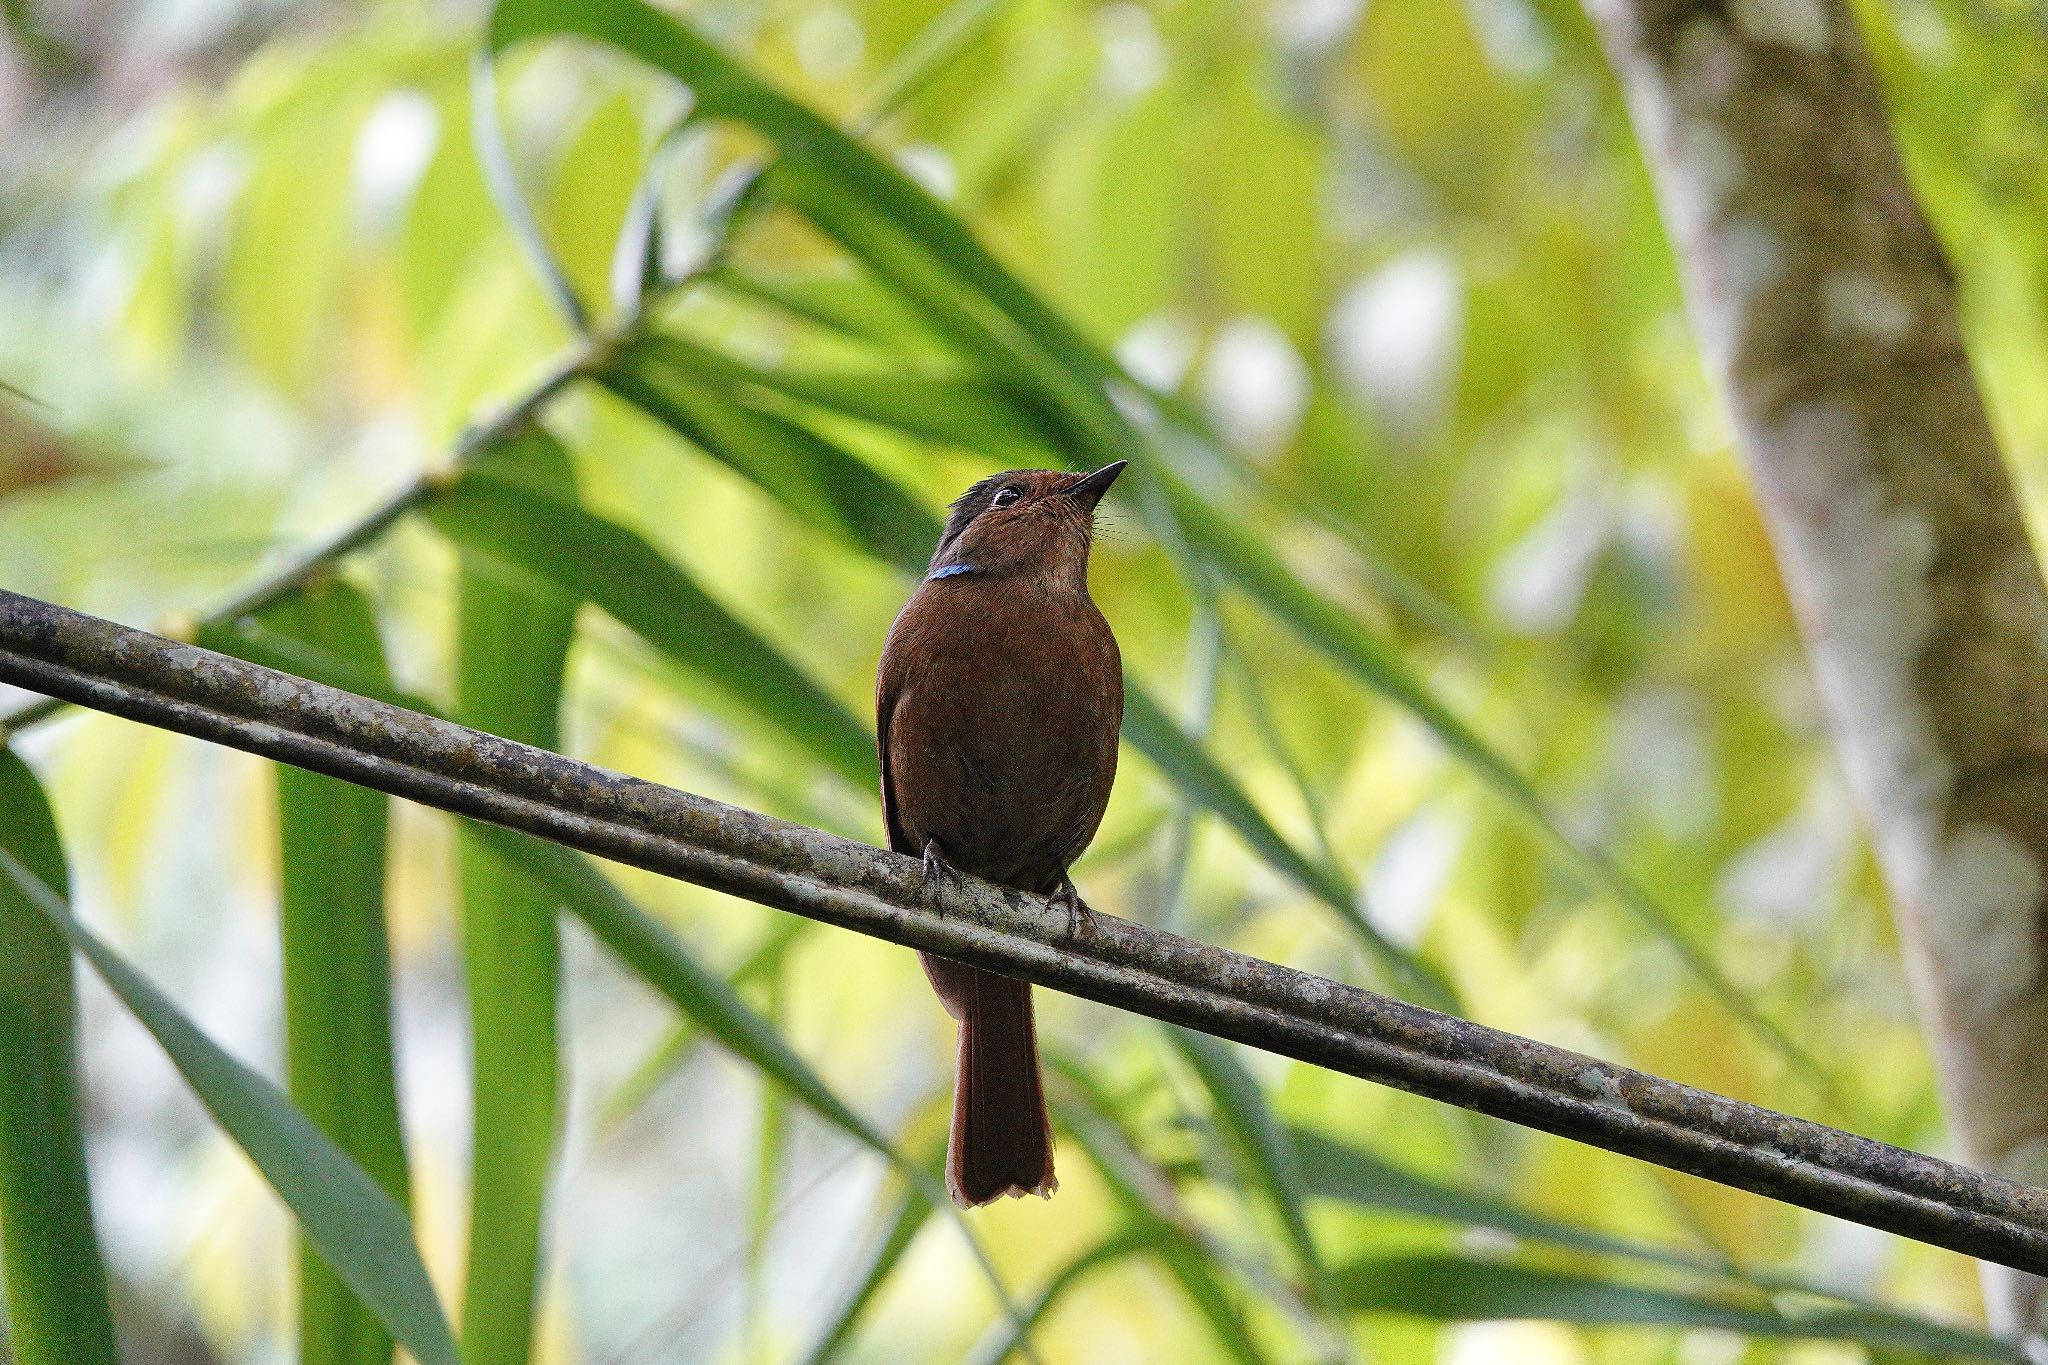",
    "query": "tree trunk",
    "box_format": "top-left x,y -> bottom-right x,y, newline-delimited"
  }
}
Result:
1584,0 -> 2048,1340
